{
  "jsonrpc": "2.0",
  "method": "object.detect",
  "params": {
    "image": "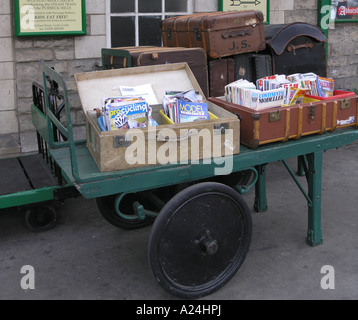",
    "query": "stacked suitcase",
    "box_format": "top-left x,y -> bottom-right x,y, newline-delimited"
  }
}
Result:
102,12 -> 357,149
161,10 -> 271,97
